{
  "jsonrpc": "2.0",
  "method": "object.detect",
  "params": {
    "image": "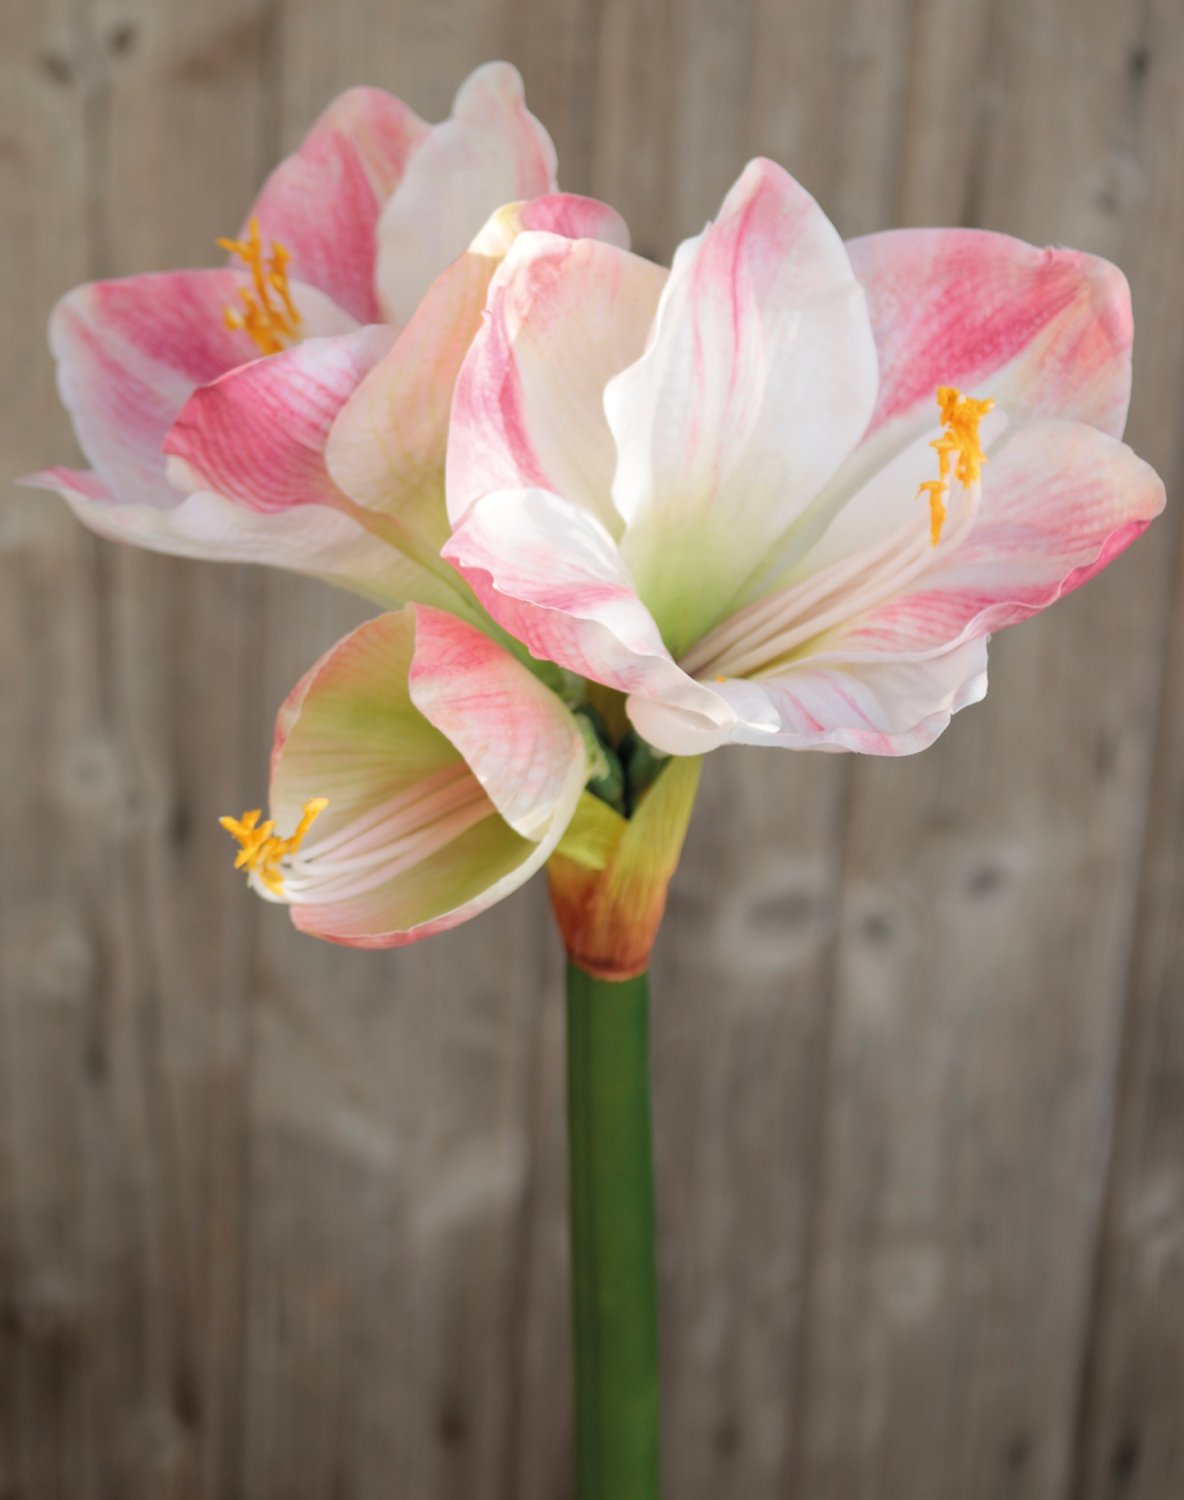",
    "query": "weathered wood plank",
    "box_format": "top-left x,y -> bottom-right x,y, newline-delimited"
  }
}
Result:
1073,569 -> 1184,1500
0,4 -> 92,1493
